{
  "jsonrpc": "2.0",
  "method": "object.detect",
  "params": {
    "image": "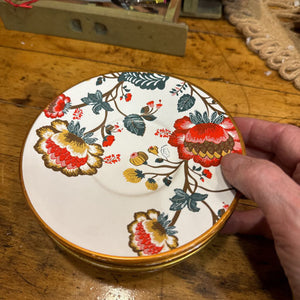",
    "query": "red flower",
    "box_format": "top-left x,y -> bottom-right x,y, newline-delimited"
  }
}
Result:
44,94 -> 71,118
154,128 -> 172,138
102,135 -> 115,147
127,210 -> 178,256
73,108 -> 83,120
156,99 -> 162,109
125,93 -> 132,102
147,101 -> 154,108
202,169 -> 212,179
168,113 -> 242,167
103,154 -> 121,164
